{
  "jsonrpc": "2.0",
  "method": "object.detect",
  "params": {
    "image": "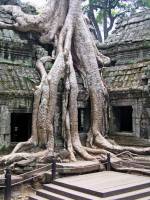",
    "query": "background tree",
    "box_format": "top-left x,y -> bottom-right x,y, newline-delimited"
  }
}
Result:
84,0 -> 150,42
